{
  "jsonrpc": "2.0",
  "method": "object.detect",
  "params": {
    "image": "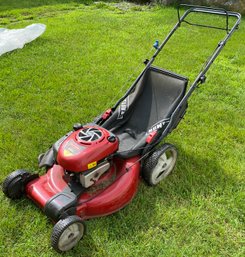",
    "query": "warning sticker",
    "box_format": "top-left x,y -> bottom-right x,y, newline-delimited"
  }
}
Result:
63,140 -> 85,156
88,161 -> 97,169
